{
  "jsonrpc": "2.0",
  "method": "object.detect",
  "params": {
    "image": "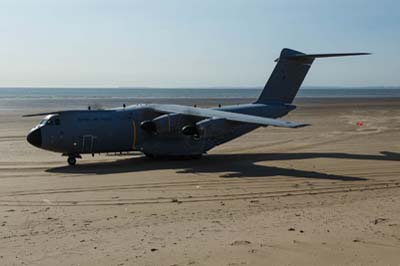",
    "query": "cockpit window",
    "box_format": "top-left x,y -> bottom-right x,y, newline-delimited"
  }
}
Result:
41,116 -> 60,126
